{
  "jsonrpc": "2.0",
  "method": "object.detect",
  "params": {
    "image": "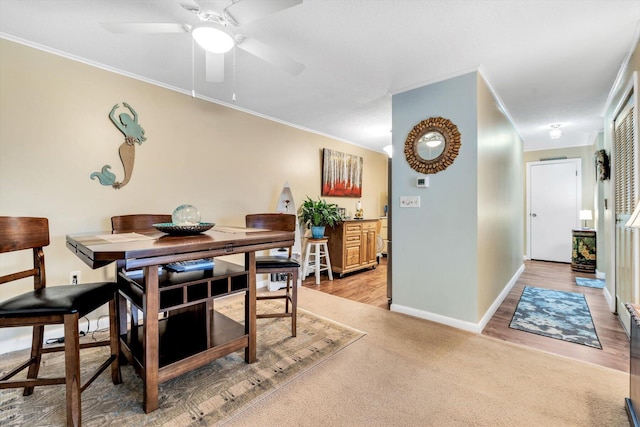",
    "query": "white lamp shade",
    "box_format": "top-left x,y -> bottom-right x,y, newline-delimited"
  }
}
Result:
192,25 -> 234,53
626,201 -> 640,228
579,210 -> 593,221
